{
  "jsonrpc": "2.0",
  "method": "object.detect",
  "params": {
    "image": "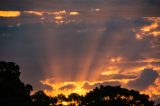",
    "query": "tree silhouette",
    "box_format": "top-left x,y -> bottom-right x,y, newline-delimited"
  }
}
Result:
68,93 -> 82,106
55,94 -> 67,105
156,103 -> 160,106
32,91 -> 56,106
50,96 -> 58,106
26,84 -> 33,95
81,85 -> 154,106
0,61 -> 33,106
